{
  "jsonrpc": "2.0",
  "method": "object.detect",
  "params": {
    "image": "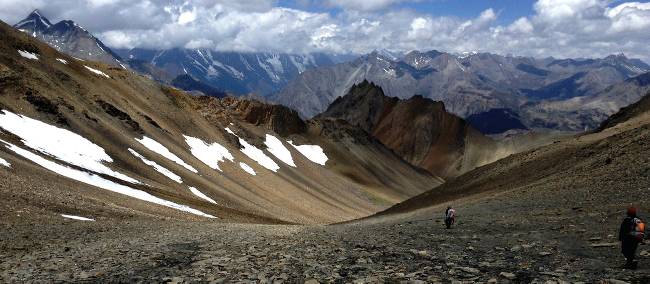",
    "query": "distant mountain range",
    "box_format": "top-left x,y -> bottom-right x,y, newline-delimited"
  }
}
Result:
14,10 -> 123,67
273,50 -> 650,133
13,10 -> 342,97
13,10 -> 650,135
114,48 -> 339,96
